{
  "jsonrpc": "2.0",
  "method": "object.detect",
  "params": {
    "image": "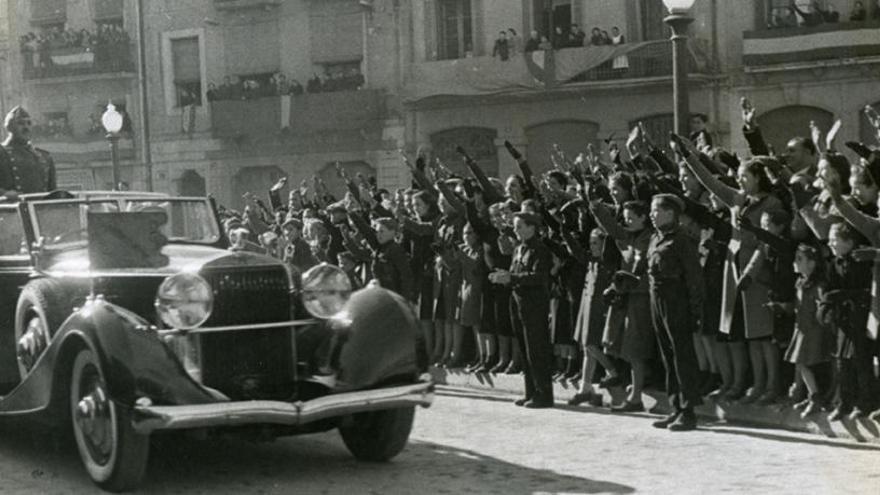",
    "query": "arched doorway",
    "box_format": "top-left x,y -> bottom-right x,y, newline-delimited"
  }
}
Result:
177,170 -> 206,197
757,105 -> 834,156
318,161 -> 376,200
233,165 -> 286,209
431,127 -> 499,178
525,120 -> 600,175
